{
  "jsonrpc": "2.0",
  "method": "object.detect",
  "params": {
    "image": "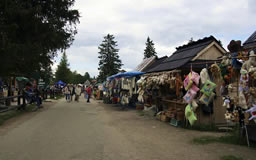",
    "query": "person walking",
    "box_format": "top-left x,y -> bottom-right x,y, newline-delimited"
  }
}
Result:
70,84 -> 76,101
75,85 -> 81,102
64,85 -> 71,102
86,86 -> 92,103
